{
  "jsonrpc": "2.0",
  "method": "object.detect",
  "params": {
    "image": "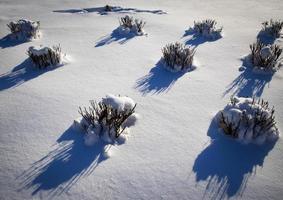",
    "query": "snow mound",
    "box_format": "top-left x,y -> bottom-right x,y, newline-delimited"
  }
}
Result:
7,19 -> 40,40
74,95 -> 138,148
216,96 -> 279,145
27,45 -> 65,69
